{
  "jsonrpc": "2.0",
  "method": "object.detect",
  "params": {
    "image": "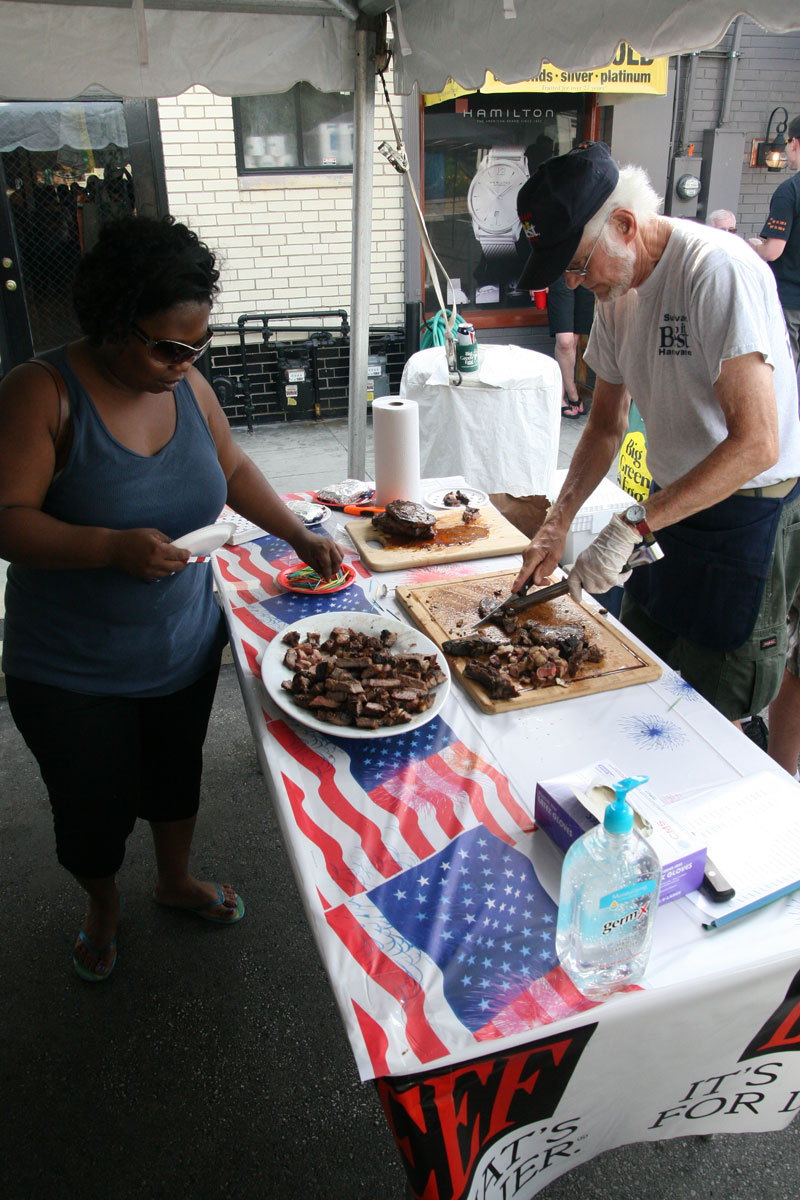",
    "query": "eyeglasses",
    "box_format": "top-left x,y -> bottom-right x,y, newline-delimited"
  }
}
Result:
565,217 -> 610,278
131,323 -> 214,365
